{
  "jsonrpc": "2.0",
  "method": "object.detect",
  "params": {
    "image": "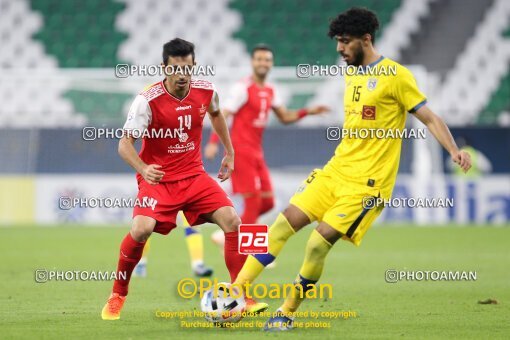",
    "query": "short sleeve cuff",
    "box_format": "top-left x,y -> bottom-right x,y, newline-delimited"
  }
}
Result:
409,99 -> 427,113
